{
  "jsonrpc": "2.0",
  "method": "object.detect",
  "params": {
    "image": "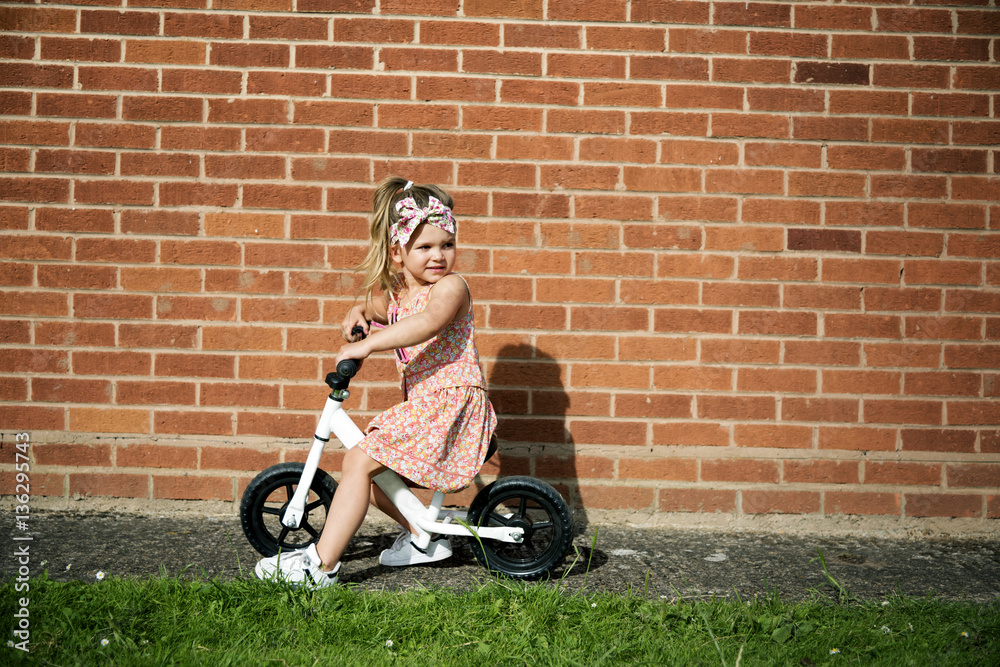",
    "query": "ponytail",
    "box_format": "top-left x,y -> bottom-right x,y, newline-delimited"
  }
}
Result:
357,176 -> 455,306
